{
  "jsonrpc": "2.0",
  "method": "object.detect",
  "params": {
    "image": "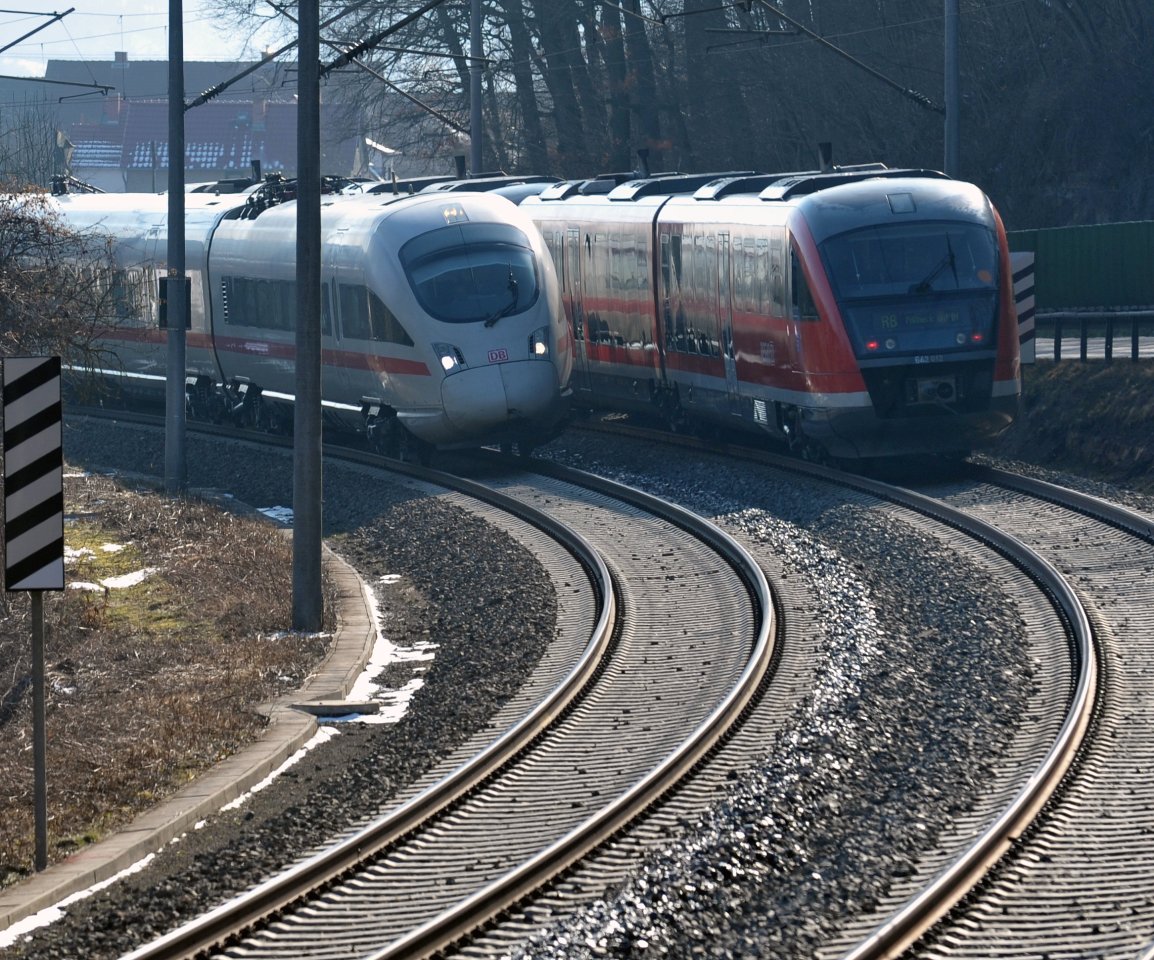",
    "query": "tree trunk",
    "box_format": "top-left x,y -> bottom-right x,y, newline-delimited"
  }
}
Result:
500,0 -> 552,173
